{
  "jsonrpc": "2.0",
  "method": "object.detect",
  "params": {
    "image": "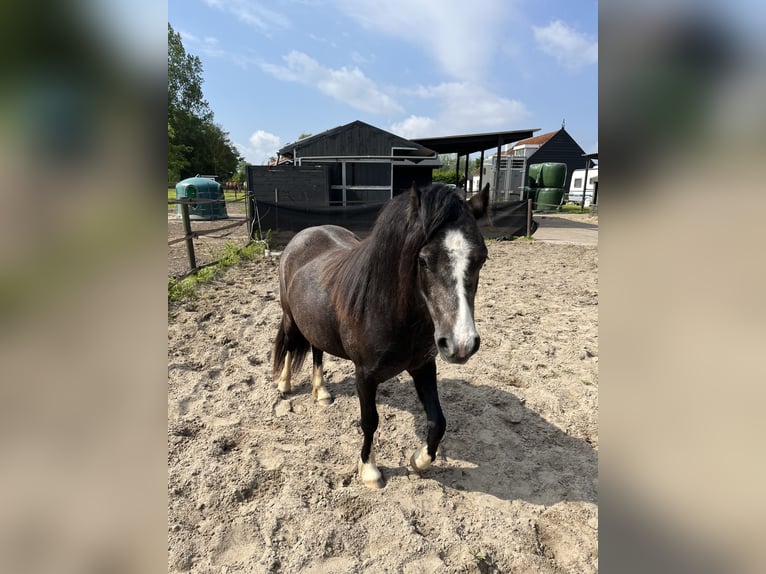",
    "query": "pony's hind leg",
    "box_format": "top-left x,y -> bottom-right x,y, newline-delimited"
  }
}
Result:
274,313 -> 306,395
276,352 -> 292,394
311,347 -> 333,405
